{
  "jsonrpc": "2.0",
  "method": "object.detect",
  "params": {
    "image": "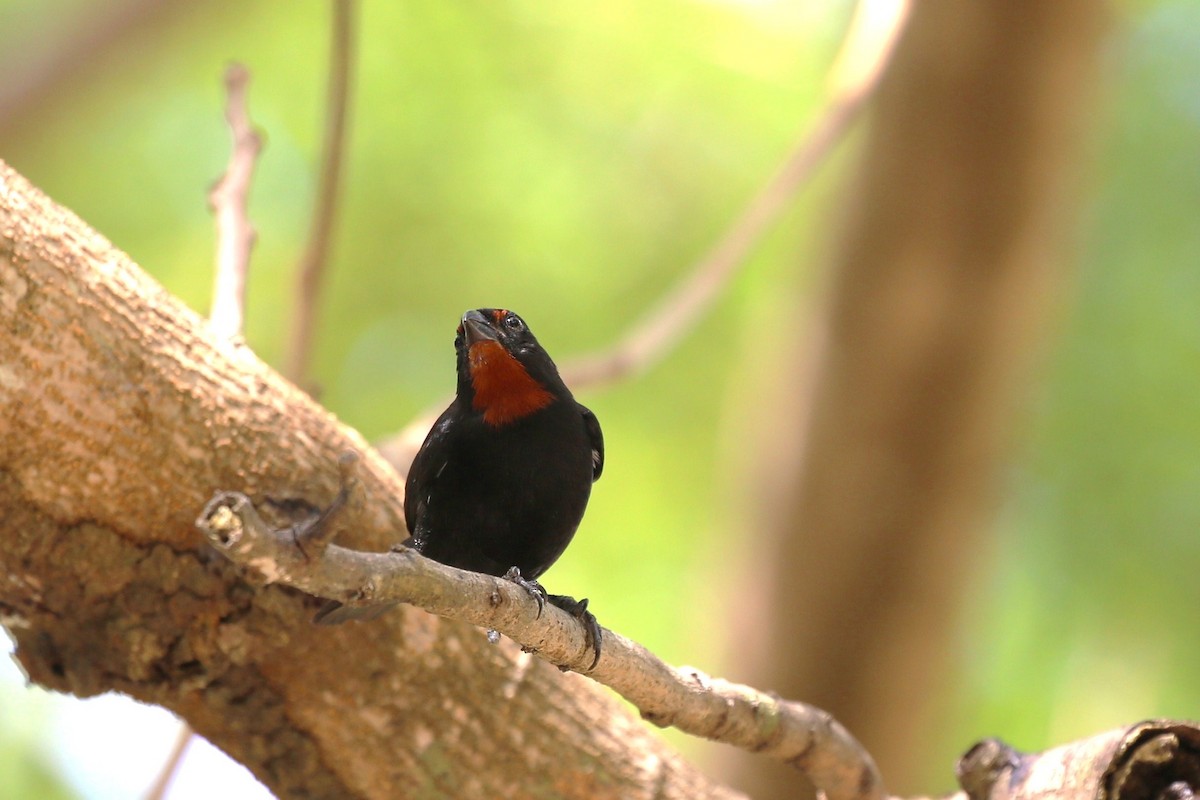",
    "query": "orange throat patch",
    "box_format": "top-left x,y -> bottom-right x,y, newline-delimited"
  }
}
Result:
468,340 -> 554,426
